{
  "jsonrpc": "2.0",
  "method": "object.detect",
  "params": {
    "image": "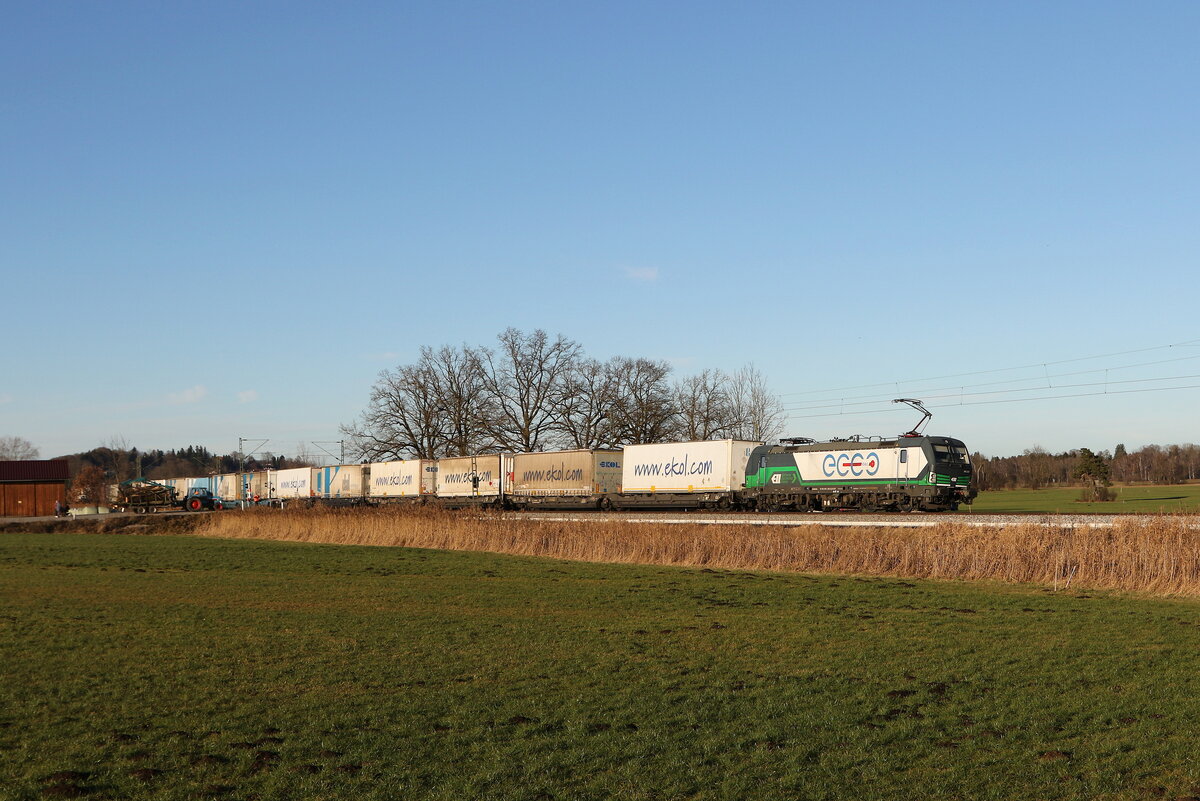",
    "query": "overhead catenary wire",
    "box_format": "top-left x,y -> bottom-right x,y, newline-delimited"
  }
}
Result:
784,352 -> 1200,412
779,337 -> 1200,399
785,372 -> 1200,415
784,380 -> 1200,421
